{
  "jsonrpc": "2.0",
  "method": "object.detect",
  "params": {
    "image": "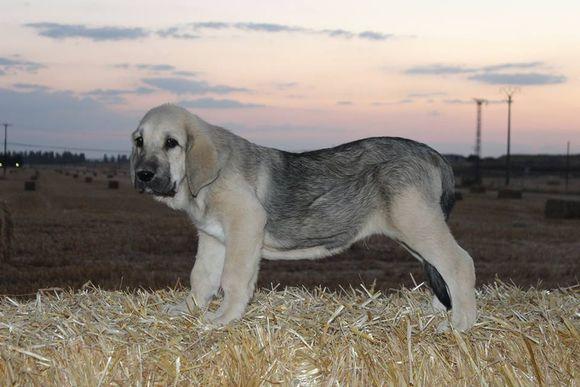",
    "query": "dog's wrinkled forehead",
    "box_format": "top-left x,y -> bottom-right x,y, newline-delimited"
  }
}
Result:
133,104 -> 189,146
